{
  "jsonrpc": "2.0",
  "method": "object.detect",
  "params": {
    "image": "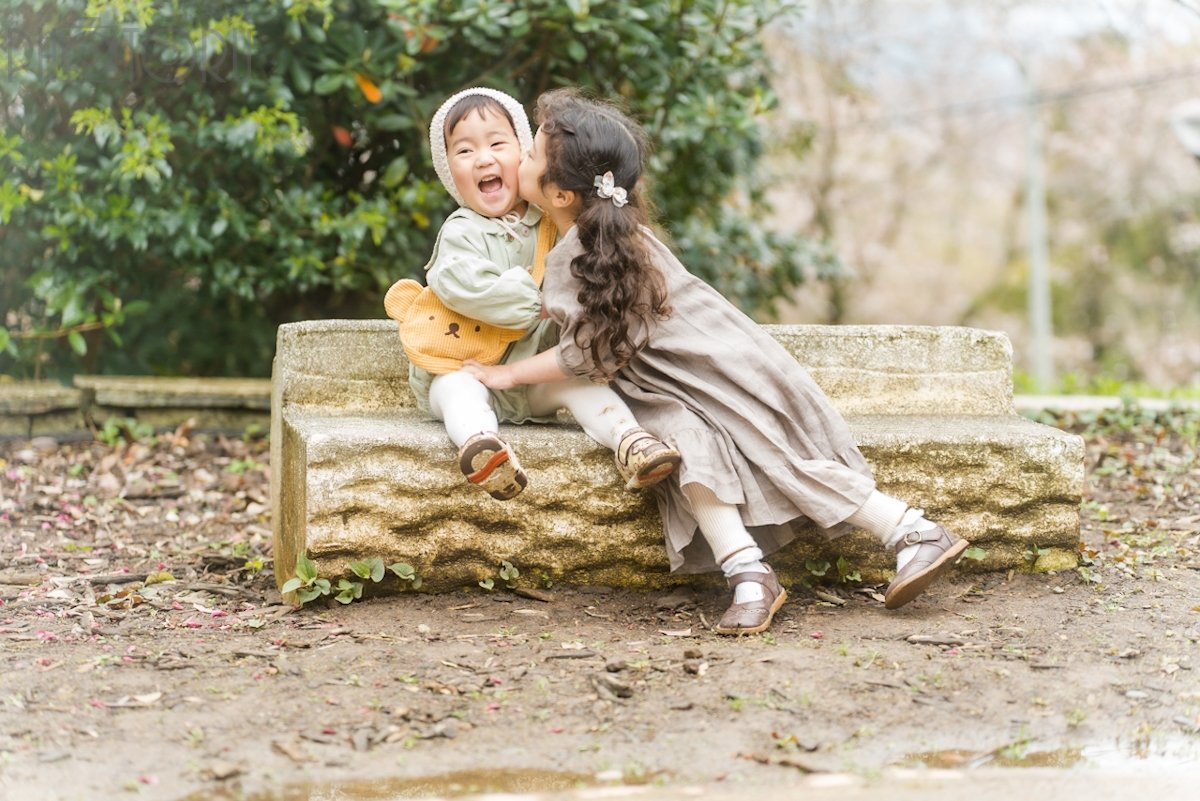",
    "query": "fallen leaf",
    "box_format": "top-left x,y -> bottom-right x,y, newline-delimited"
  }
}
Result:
103,692 -> 162,708
514,587 -> 553,602
813,589 -> 846,606
205,760 -> 243,780
737,751 -> 824,773
906,633 -> 965,646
